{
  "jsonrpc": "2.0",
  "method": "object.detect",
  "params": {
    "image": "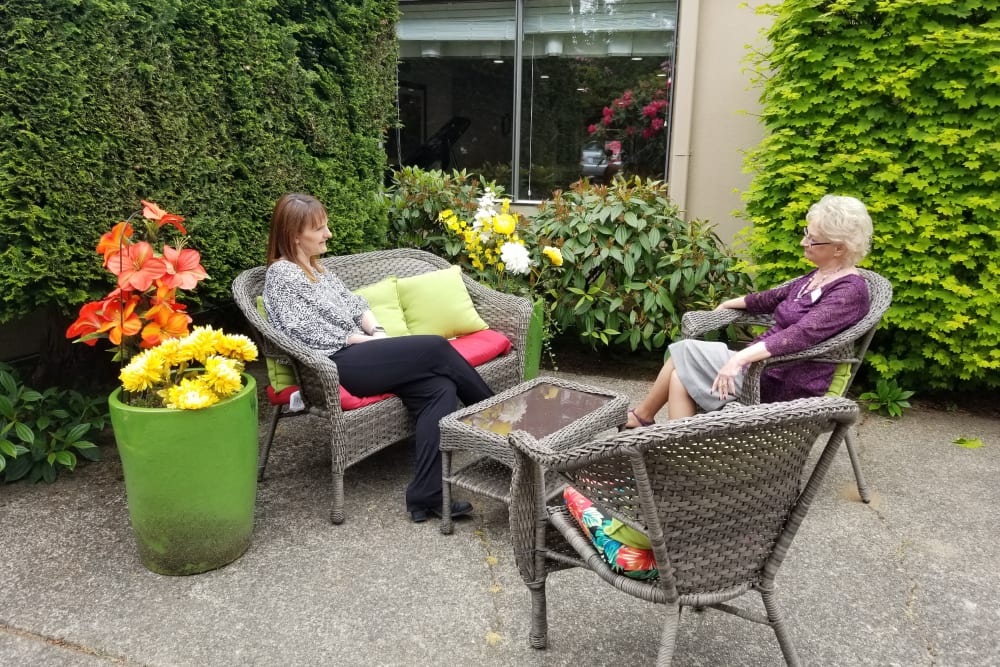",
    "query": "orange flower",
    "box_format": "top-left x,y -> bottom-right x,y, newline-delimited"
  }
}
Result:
141,200 -> 187,234
141,308 -> 192,348
160,245 -> 208,290
99,294 -> 143,345
96,221 -> 134,265
107,241 -> 168,291
66,301 -> 107,345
